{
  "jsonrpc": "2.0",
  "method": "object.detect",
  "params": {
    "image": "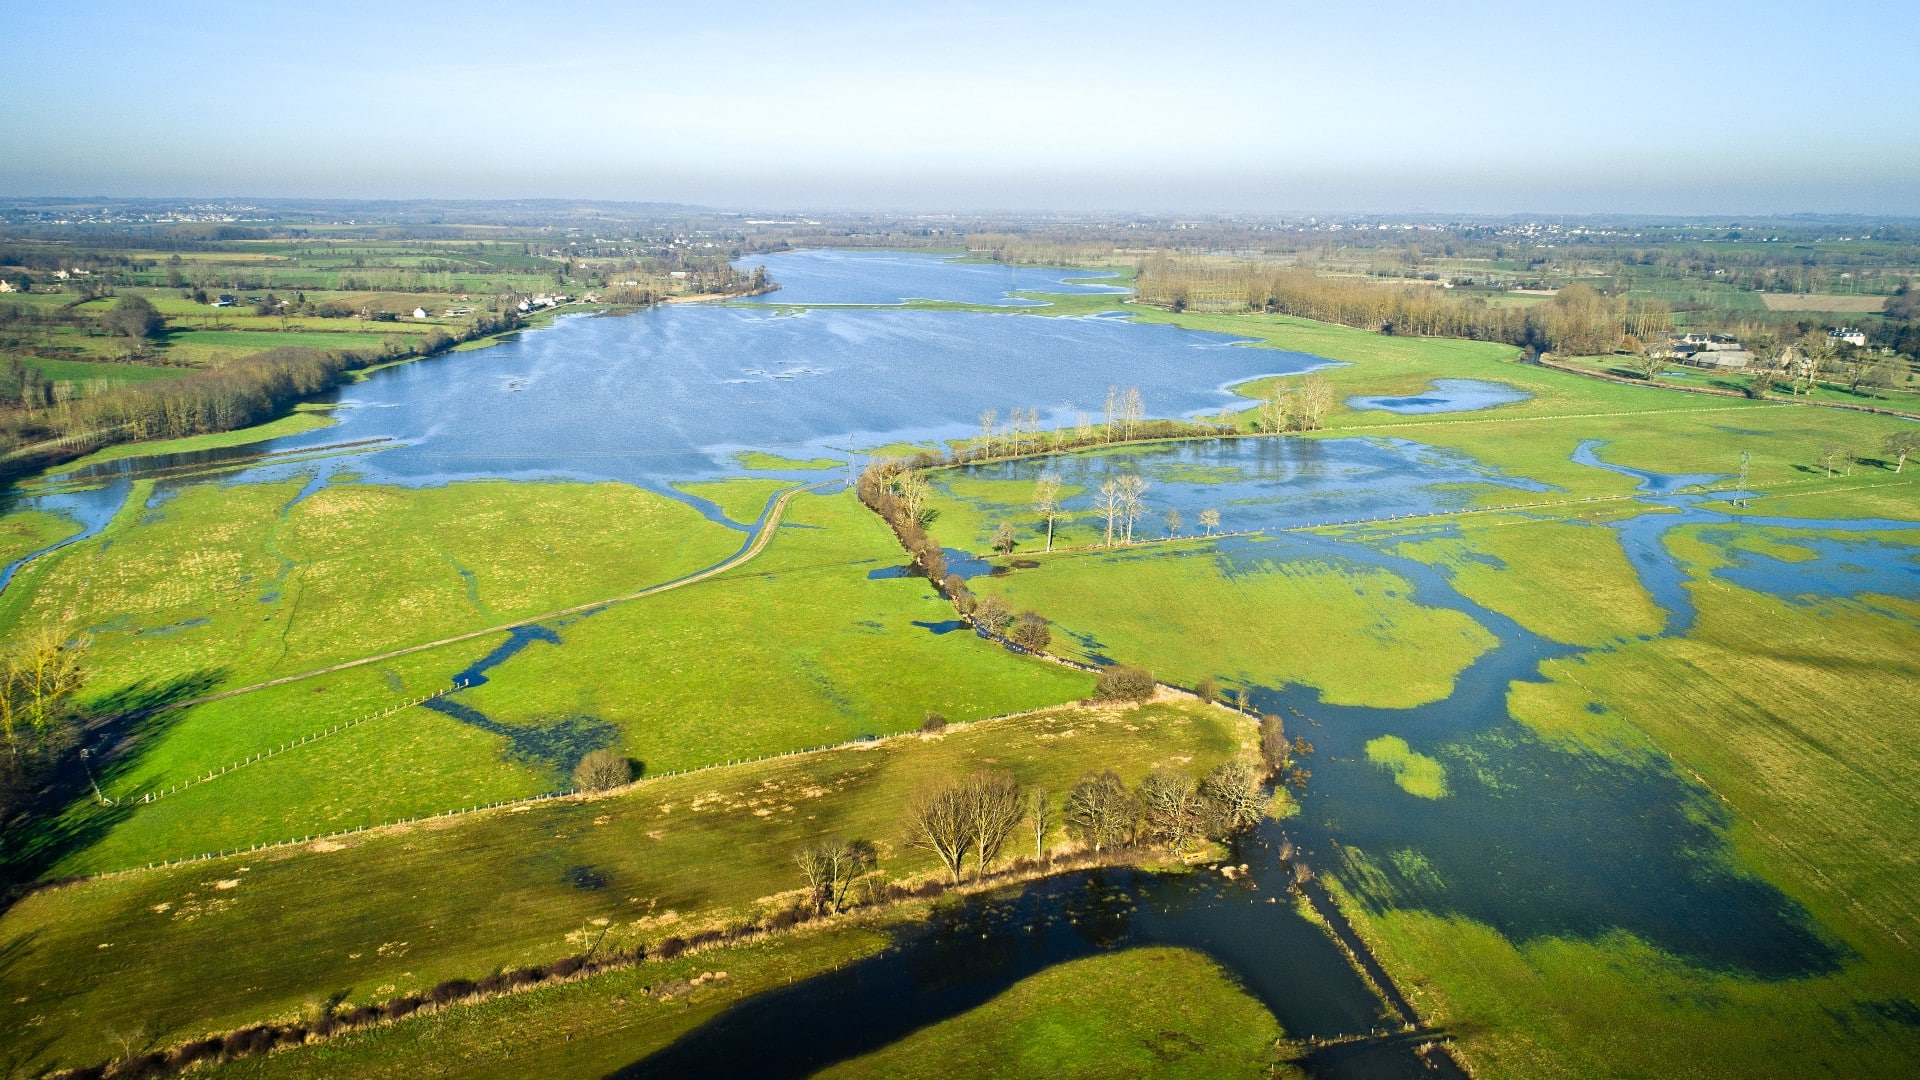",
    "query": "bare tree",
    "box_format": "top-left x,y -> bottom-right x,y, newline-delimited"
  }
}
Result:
1094,666 -> 1156,702
1140,769 -> 1206,854
907,782 -> 975,884
1199,759 -> 1264,837
1,628 -> 89,757
1095,478 -> 1123,547
1029,787 -> 1052,861
1258,714 -> 1290,775
993,522 -> 1017,554
962,771 -> 1026,878
1198,508 -> 1220,536
1164,508 -> 1183,538
893,470 -> 930,525
974,594 -> 1014,635
1121,387 -> 1145,439
1010,610 -> 1051,652
1636,339 -> 1662,382
1032,475 -> 1064,551
1884,430 -> 1920,473
1116,474 -> 1149,543
572,749 -> 633,791
1297,374 -> 1335,431
1817,442 -> 1847,478
795,838 -> 877,913
979,409 -> 998,454
1064,771 -> 1136,852
1258,384 -> 1288,433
